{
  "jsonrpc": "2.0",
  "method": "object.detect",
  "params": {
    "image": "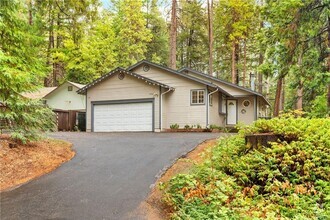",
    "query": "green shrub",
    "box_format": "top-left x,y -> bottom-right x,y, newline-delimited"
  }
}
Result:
308,95 -> 329,118
184,124 -> 191,130
0,98 -> 56,144
170,123 -> 180,129
209,124 -> 220,130
163,114 -> 330,219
